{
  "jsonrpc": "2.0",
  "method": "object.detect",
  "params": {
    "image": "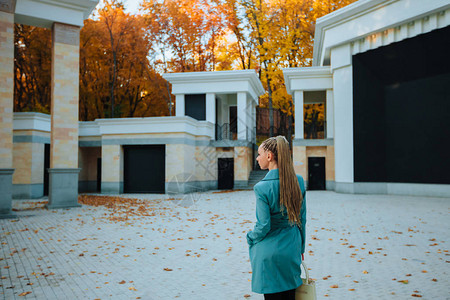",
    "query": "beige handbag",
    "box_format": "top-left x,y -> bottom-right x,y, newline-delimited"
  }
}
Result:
295,262 -> 317,300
